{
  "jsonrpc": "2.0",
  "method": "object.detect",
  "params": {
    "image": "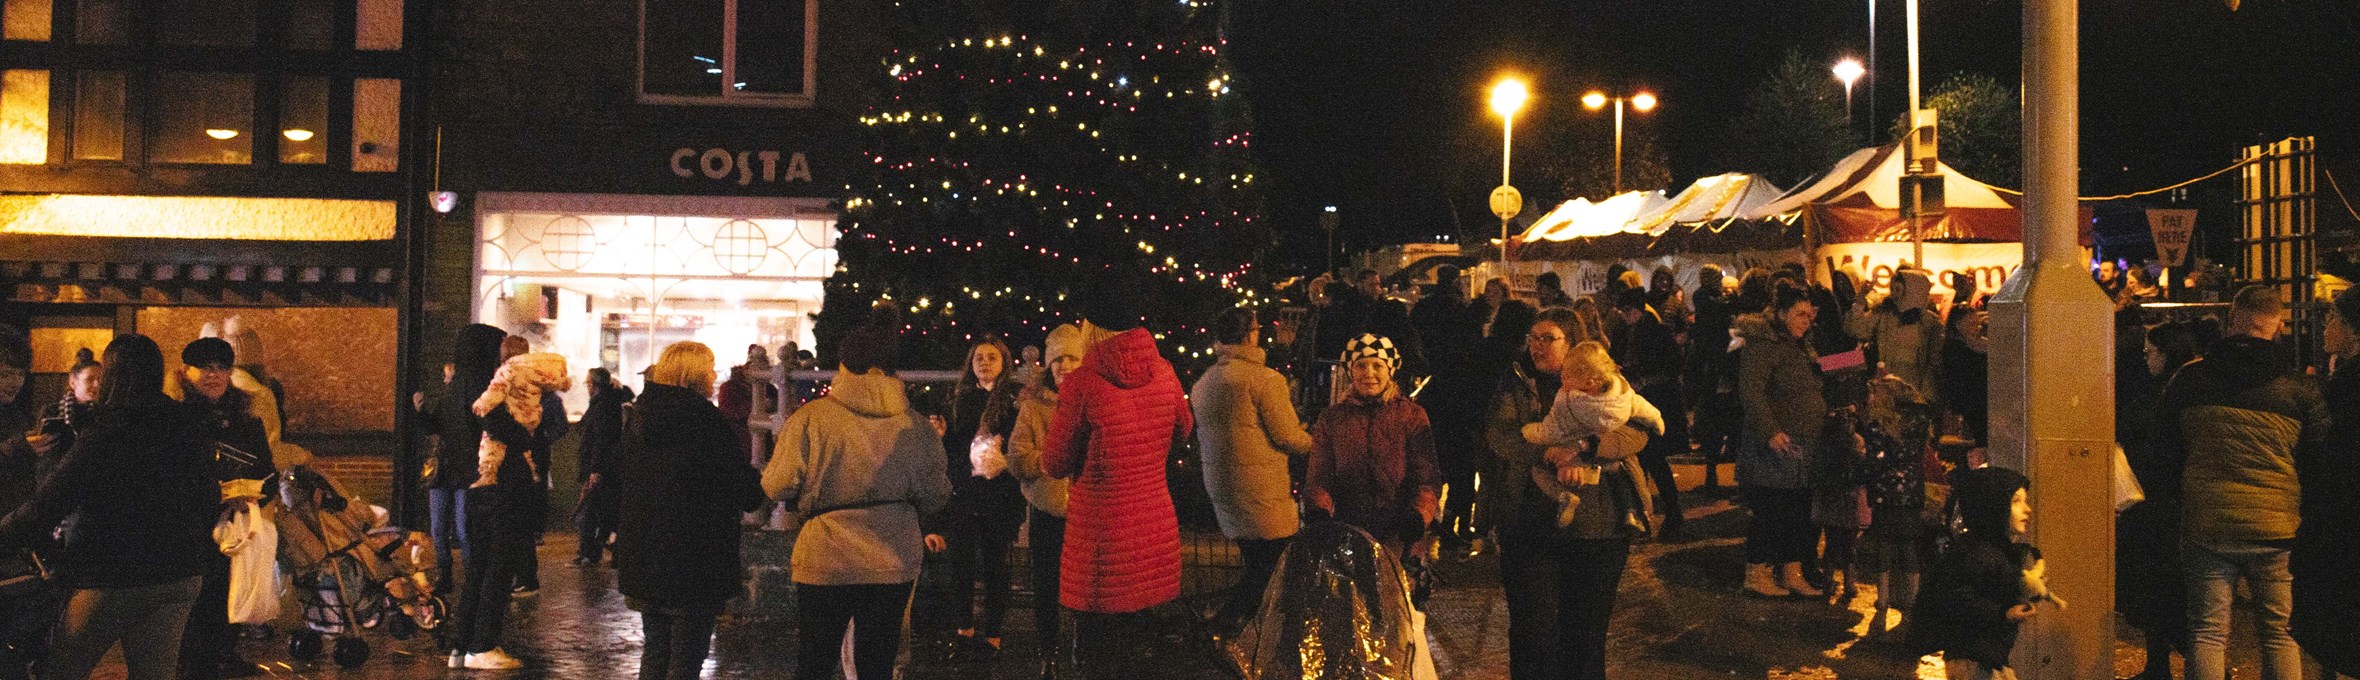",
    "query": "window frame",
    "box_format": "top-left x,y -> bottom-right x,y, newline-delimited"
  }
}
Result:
635,0 -> 816,108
